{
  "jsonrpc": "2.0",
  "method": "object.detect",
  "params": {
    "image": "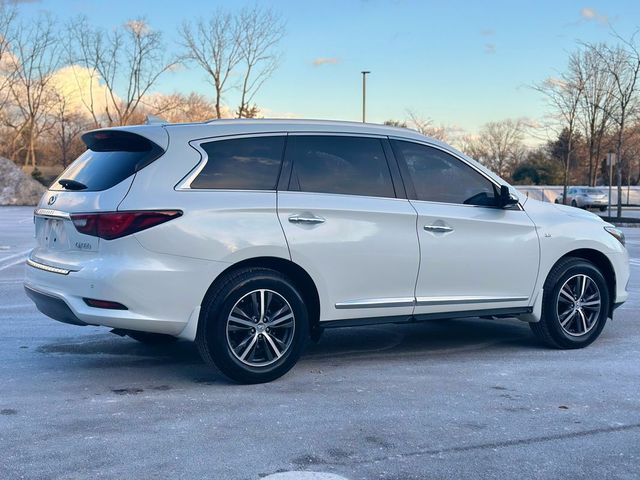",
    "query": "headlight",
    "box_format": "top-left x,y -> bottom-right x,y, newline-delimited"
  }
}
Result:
604,226 -> 625,246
